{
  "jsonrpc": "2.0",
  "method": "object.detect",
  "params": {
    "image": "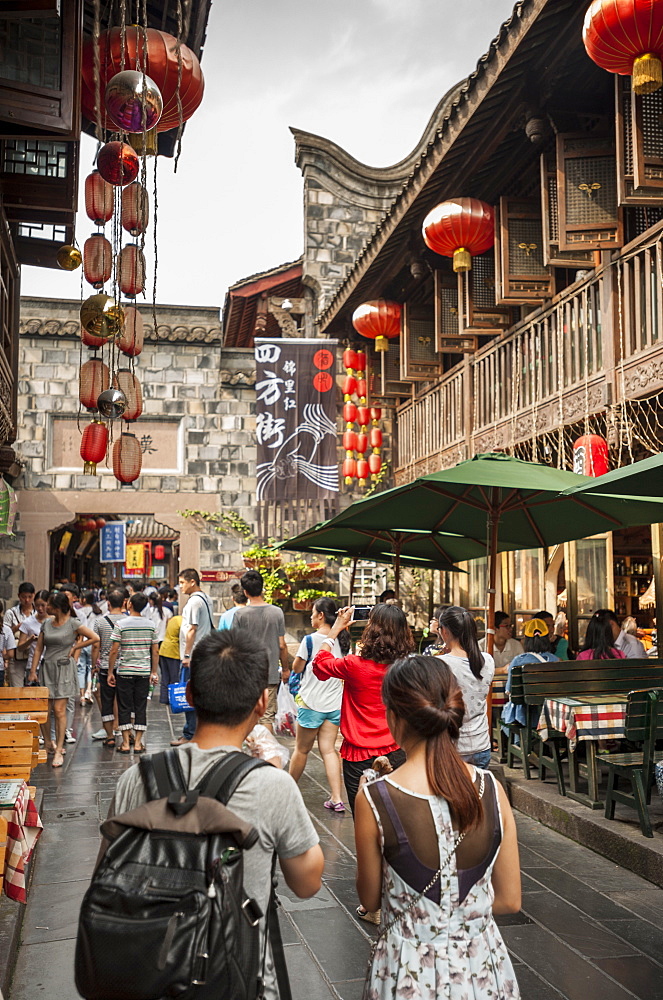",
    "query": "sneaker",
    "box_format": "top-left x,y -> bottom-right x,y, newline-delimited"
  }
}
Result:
324,798 -> 346,812
91,729 -> 107,740
64,729 -> 77,744
38,735 -> 45,746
